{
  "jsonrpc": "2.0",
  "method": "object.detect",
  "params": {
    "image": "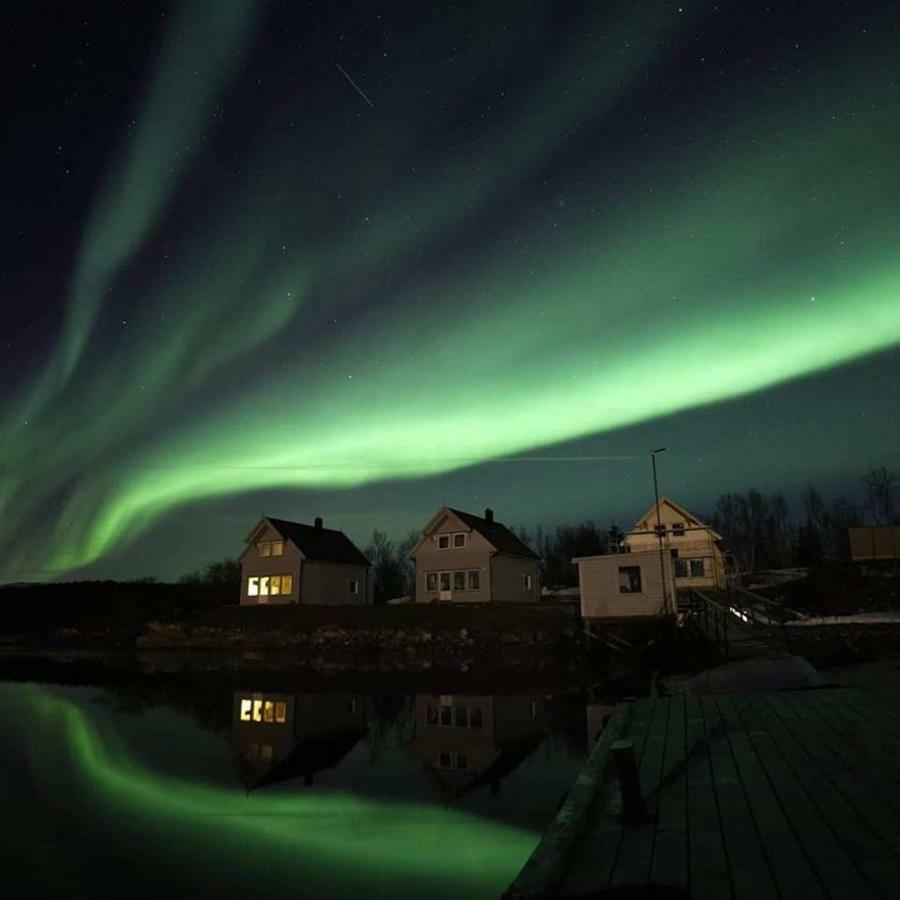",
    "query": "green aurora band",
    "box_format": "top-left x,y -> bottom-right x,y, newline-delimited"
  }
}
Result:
8,685 -> 533,896
2,1 -> 900,578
